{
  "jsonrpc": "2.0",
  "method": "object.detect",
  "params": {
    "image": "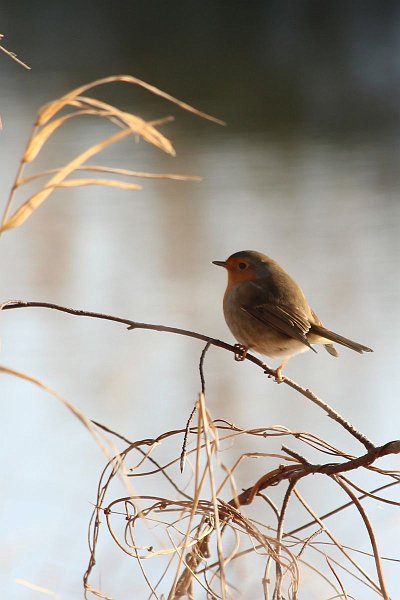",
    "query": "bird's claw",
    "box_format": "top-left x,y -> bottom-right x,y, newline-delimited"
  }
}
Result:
234,344 -> 248,361
274,367 -> 284,384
